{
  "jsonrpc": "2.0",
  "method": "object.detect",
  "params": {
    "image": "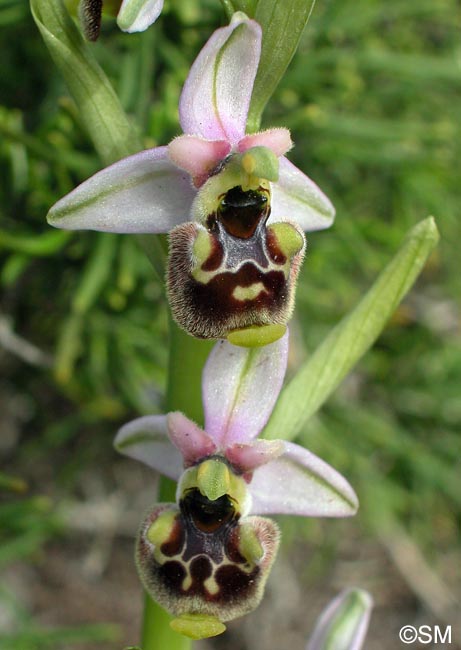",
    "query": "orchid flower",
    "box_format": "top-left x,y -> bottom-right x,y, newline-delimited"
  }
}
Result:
114,332 -> 358,639
48,13 -> 335,348
79,0 -> 163,41
307,589 -> 373,650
